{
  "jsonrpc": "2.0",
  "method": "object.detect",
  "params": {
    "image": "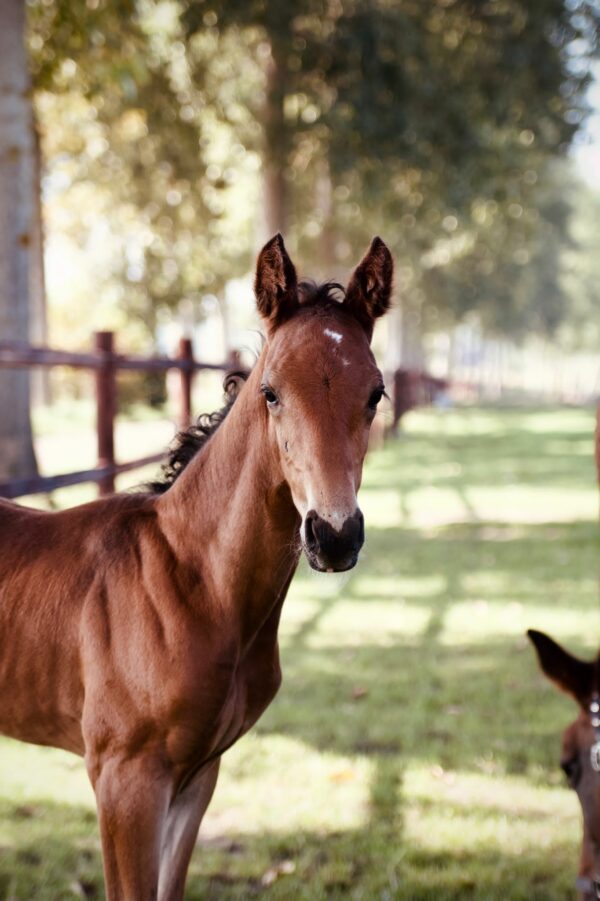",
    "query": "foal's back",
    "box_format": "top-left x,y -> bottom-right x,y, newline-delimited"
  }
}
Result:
0,493 -> 157,600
